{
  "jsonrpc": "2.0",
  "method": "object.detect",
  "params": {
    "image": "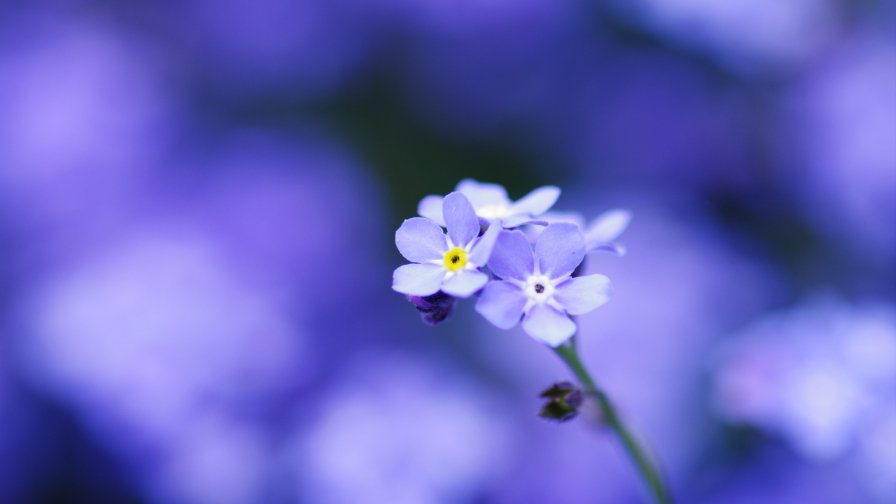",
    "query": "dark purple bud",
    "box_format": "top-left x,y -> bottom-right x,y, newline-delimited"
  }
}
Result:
538,381 -> 584,422
407,292 -> 456,326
